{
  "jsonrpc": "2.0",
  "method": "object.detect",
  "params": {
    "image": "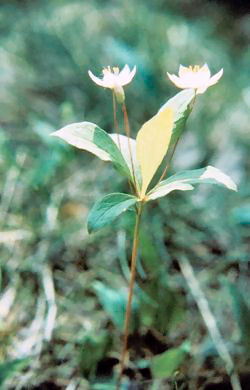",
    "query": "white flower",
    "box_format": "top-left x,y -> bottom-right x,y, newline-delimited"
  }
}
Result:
167,64 -> 223,94
88,64 -> 136,89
